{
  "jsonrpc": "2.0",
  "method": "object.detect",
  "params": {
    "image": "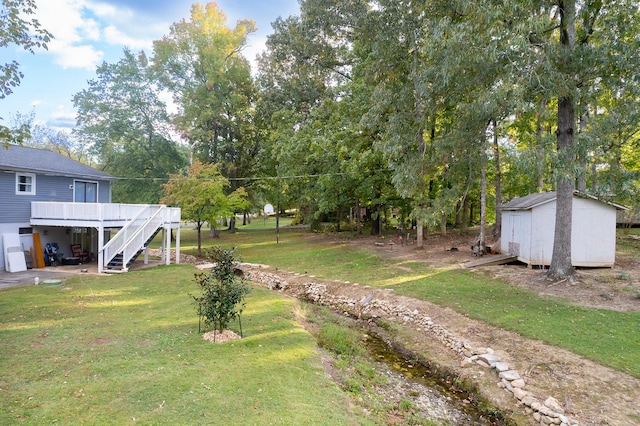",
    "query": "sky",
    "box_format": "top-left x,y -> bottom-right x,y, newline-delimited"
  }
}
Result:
0,0 -> 300,130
